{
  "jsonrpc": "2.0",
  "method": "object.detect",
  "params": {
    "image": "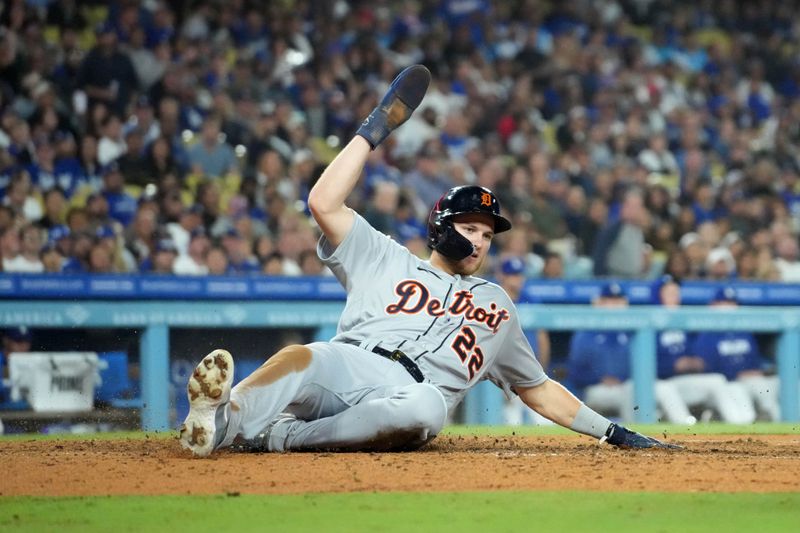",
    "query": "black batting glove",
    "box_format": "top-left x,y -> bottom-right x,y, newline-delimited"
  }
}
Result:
356,64 -> 431,149
602,423 -> 683,450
